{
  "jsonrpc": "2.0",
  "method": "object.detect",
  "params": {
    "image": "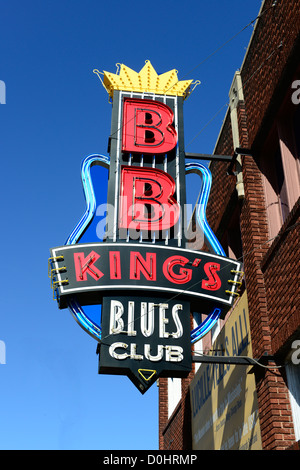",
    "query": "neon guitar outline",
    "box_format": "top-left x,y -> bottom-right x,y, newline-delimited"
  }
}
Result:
64,154 -> 225,342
